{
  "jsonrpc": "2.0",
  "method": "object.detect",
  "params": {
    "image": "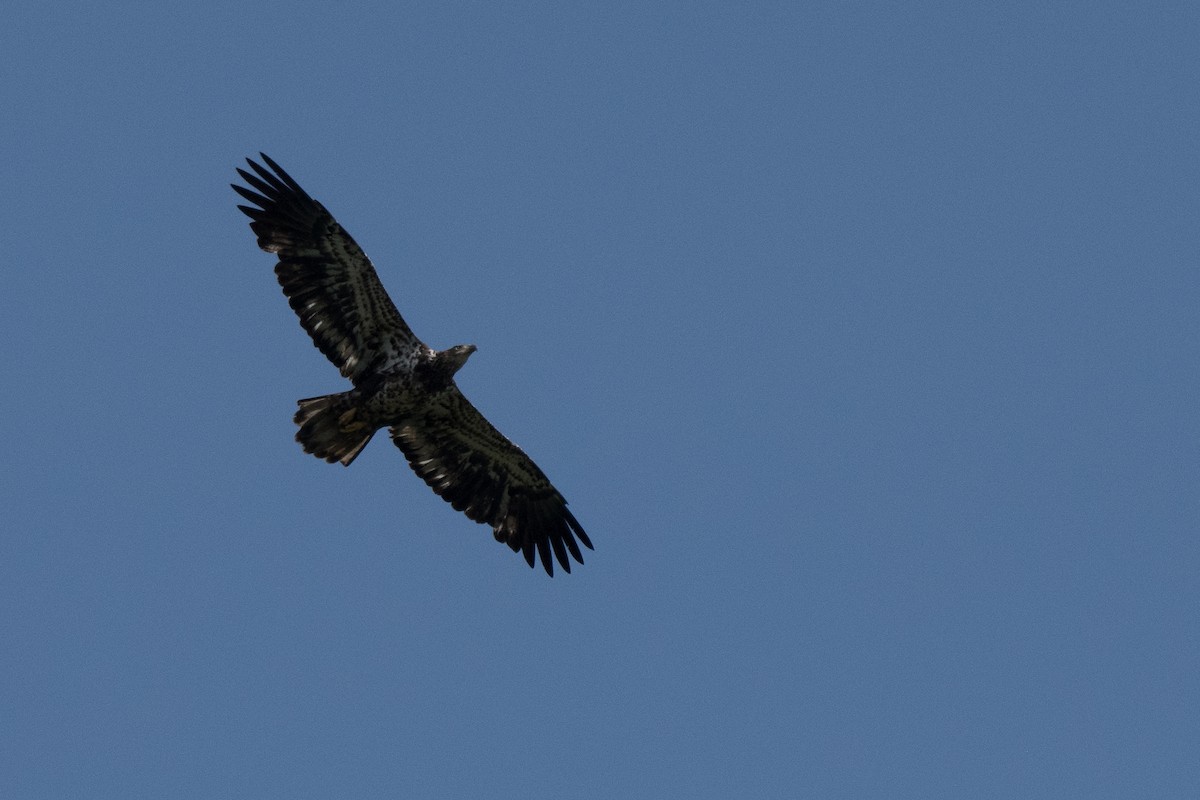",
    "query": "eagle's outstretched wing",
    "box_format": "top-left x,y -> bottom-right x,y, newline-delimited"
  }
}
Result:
390,388 -> 593,576
233,154 -> 423,383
